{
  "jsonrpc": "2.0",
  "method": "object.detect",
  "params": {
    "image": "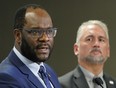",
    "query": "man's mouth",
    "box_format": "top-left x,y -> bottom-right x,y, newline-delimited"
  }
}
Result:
93,51 -> 101,54
36,46 -> 49,54
91,50 -> 101,55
